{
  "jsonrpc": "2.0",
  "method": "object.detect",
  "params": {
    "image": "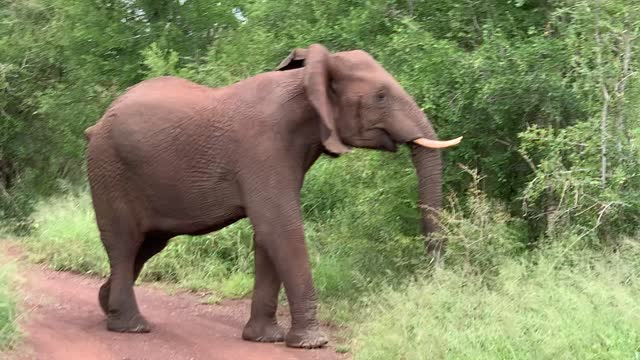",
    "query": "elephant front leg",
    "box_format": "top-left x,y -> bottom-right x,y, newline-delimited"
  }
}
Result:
242,238 -> 286,342
246,199 -> 328,348
274,236 -> 328,348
